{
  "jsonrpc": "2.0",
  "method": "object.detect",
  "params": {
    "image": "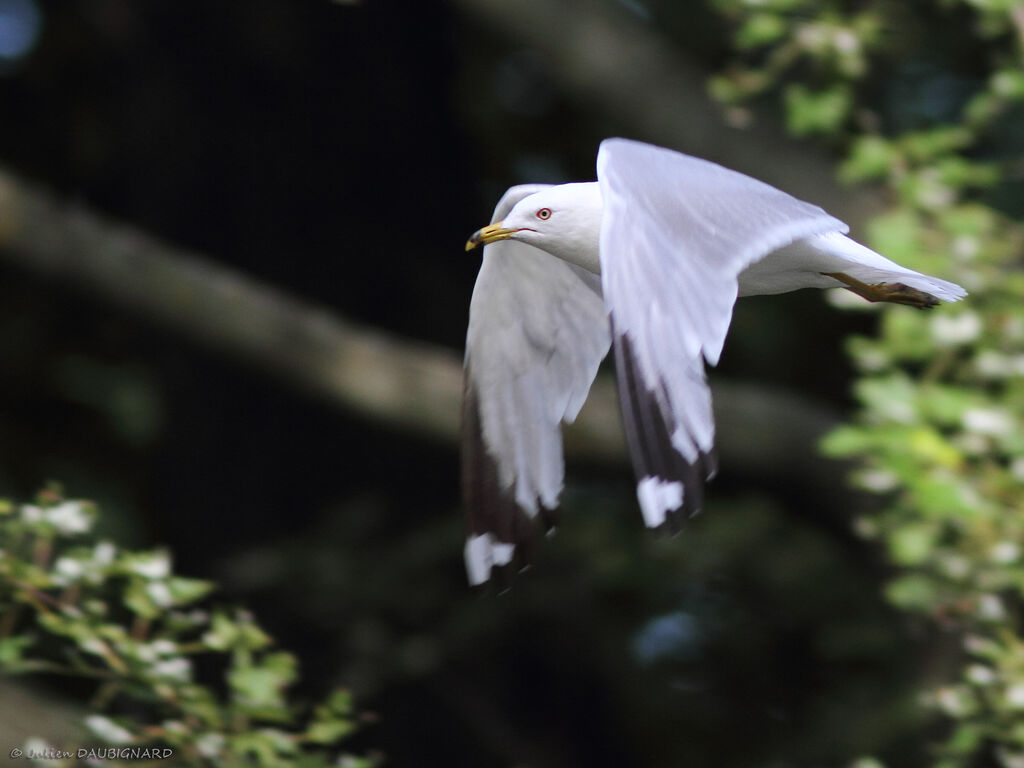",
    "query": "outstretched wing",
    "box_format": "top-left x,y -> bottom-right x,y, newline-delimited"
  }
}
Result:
596,138 -> 848,530
463,185 -> 611,584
